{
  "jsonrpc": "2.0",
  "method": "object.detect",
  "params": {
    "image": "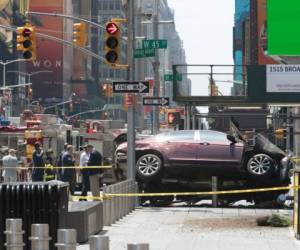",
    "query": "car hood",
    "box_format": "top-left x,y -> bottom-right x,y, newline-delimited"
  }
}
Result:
255,133 -> 286,157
